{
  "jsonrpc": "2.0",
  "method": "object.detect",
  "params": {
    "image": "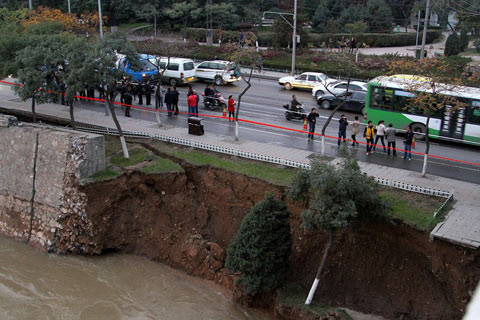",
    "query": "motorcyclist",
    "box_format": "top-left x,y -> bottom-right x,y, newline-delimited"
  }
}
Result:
290,95 -> 302,112
204,84 -> 214,106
